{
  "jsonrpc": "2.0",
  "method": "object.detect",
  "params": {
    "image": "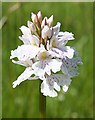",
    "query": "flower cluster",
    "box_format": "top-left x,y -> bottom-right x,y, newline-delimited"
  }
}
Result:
10,11 -> 82,97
